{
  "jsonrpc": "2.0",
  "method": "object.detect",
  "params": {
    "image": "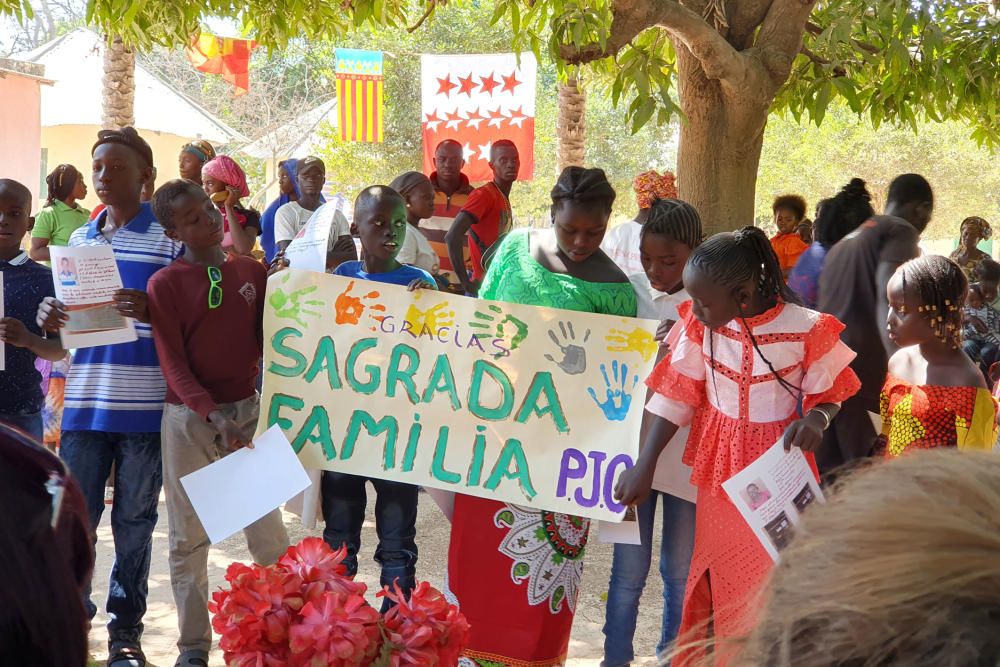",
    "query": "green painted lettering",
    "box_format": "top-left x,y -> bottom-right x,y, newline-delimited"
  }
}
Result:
291,406 -> 335,459
485,438 -> 537,501
466,425 -> 487,487
345,338 -> 381,394
341,410 -> 398,462
421,353 -> 462,410
303,336 -> 342,389
386,343 -> 420,403
515,372 -> 569,433
430,425 -> 461,484
269,327 -> 307,377
402,414 -> 422,473
266,393 -> 305,435
468,359 -> 515,421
